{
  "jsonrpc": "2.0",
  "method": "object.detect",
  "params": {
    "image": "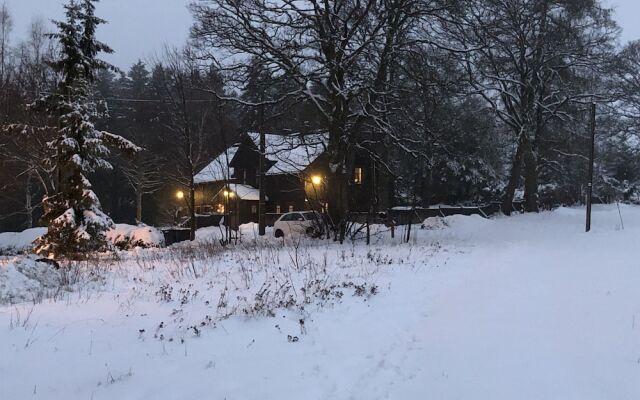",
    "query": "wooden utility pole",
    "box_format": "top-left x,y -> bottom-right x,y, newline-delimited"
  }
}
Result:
258,125 -> 266,235
586,102 -> 596,232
